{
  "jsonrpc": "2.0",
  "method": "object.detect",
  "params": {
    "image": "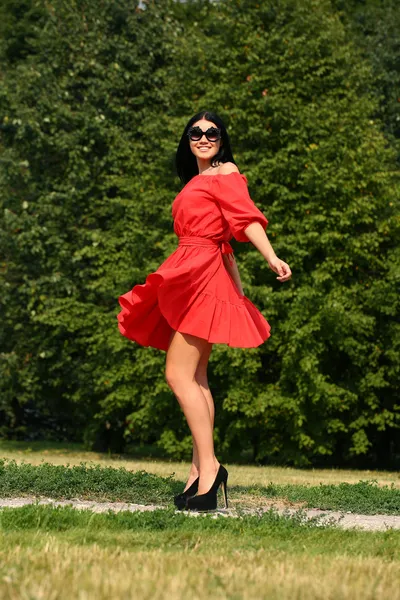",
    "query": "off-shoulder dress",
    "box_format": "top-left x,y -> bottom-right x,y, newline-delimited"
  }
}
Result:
117,172 -> 271,351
